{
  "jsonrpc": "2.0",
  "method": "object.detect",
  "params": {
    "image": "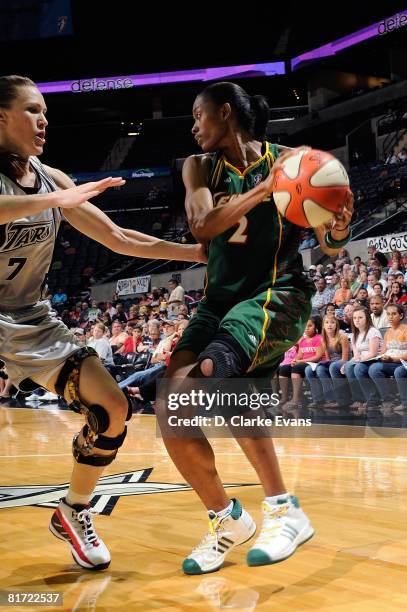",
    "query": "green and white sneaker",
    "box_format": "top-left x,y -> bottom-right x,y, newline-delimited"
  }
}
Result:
182,499 -> 256,575
247,495 -> 314,566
